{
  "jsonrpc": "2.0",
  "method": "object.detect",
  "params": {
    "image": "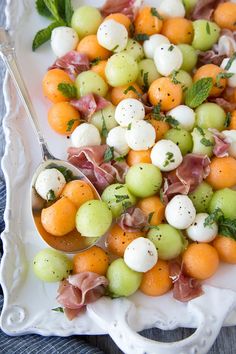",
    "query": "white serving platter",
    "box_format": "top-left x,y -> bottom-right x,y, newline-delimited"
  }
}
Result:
1,1 -> 236,353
